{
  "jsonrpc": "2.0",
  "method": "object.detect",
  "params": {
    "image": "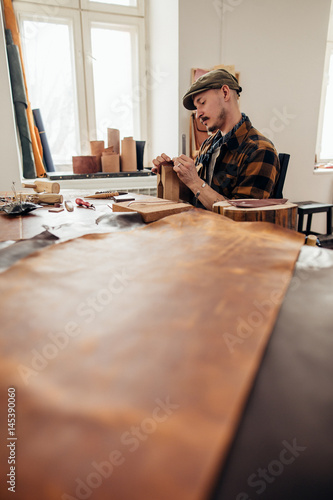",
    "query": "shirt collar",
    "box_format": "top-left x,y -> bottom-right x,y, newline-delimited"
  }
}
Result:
225,114 -> 251,150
